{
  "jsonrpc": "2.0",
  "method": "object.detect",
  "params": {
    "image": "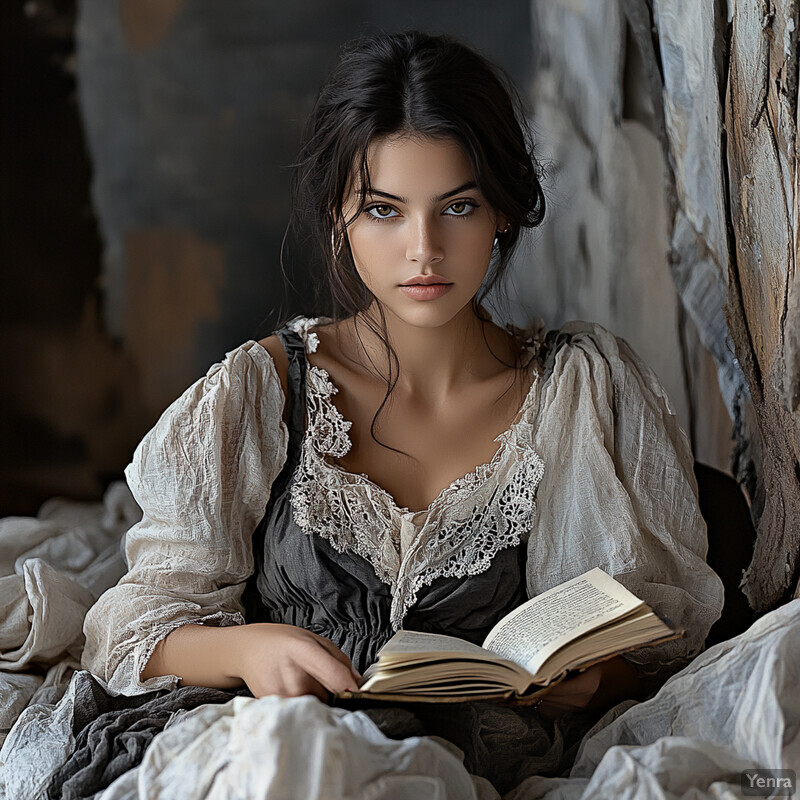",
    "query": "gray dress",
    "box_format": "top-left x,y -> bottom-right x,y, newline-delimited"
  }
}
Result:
243,325 -> 529,673
242,325 -> 606,793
